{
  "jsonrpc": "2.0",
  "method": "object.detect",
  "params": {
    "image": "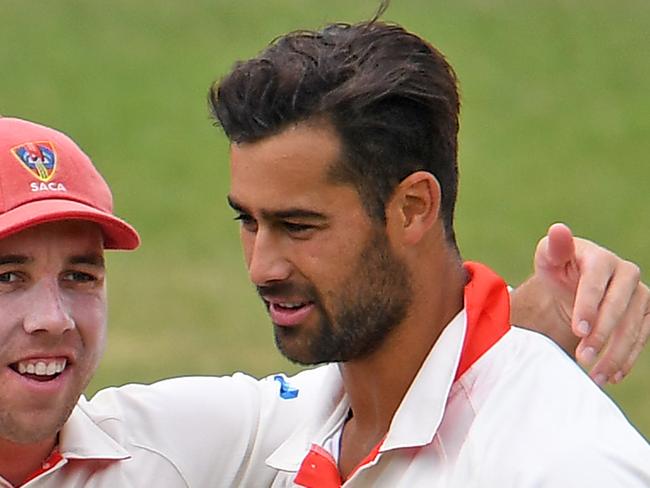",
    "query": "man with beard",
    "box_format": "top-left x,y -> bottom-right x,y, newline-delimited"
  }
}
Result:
210,19 -> 650,487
